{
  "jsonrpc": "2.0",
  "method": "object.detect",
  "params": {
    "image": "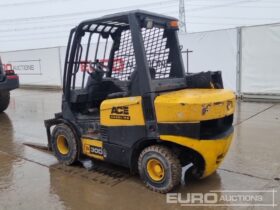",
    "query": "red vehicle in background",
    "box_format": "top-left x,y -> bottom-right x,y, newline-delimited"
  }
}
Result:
0,56 -> 19,112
